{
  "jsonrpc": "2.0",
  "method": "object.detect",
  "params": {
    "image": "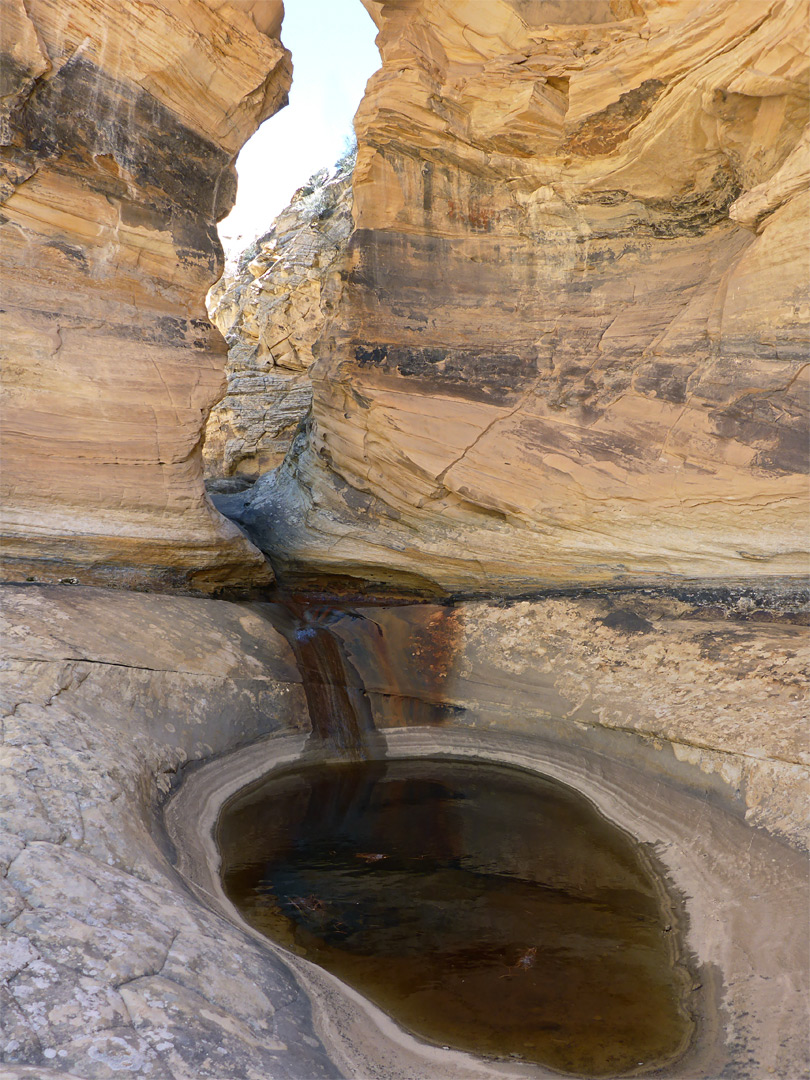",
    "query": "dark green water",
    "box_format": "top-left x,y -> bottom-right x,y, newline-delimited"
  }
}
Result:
219,758 -> 694,1076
